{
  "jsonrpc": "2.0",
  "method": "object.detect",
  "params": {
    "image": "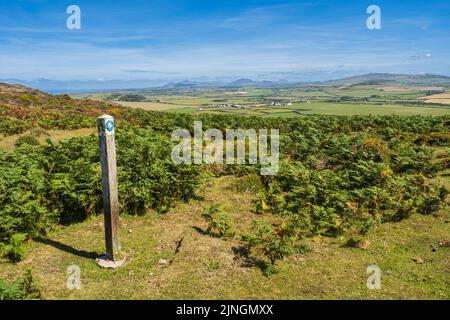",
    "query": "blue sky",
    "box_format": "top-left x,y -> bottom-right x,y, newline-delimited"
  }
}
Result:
1,0 -> 450,82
